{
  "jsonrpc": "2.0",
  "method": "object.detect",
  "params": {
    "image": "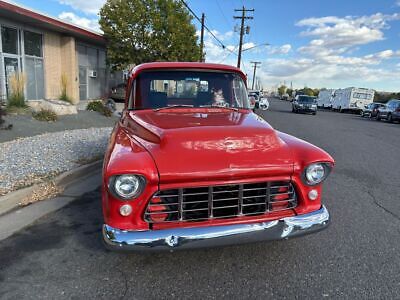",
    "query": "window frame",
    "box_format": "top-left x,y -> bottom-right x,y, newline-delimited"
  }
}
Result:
23,30 -> 43,58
